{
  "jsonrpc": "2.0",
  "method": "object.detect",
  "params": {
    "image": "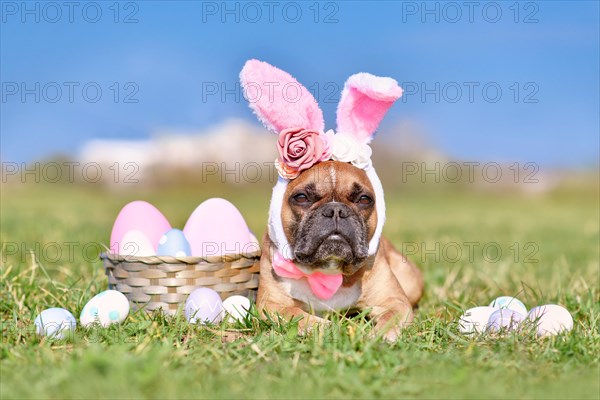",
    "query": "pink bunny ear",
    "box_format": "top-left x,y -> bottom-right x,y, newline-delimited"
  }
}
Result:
240,59 -> 324,133
336,73 -> 403,144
